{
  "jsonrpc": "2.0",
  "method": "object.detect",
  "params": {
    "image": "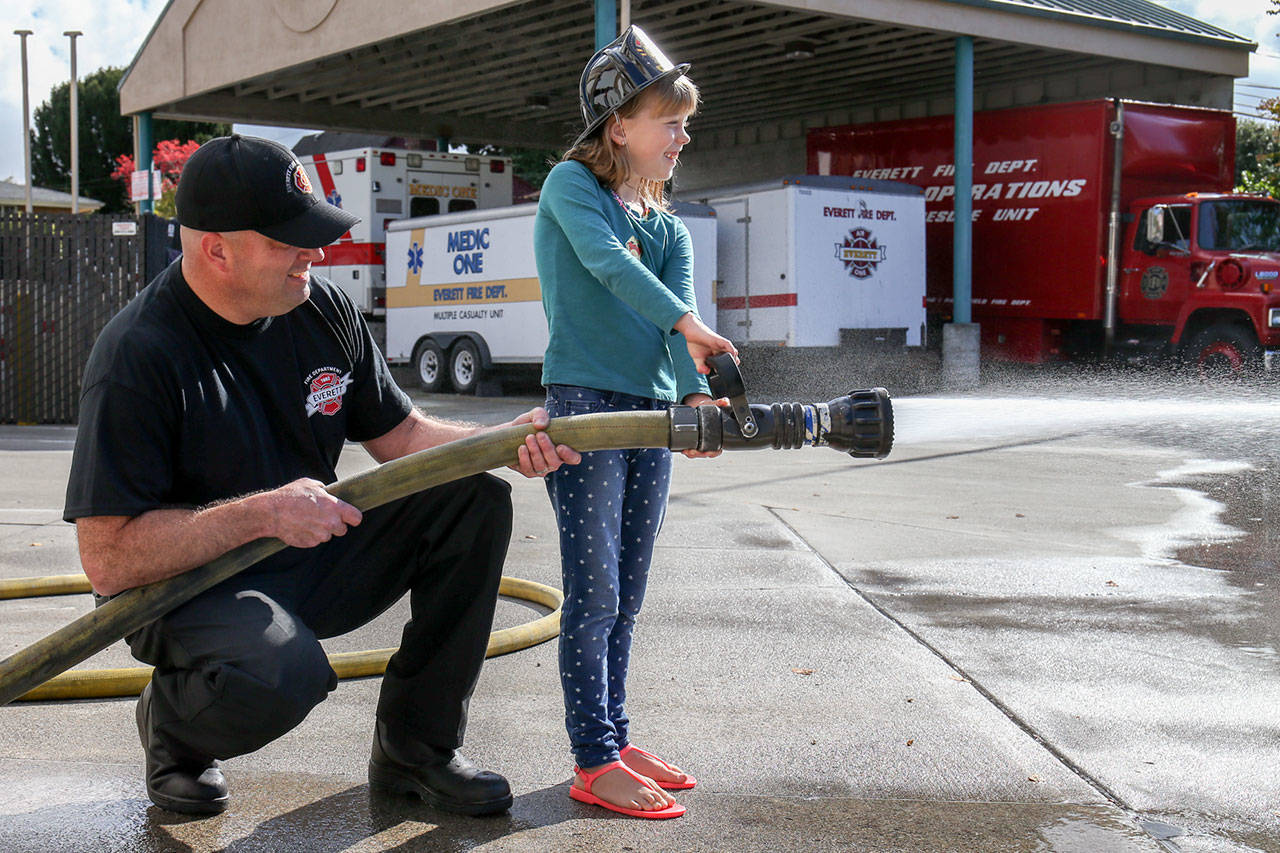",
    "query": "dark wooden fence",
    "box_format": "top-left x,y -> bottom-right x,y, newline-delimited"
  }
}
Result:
0,210 -> 171,423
